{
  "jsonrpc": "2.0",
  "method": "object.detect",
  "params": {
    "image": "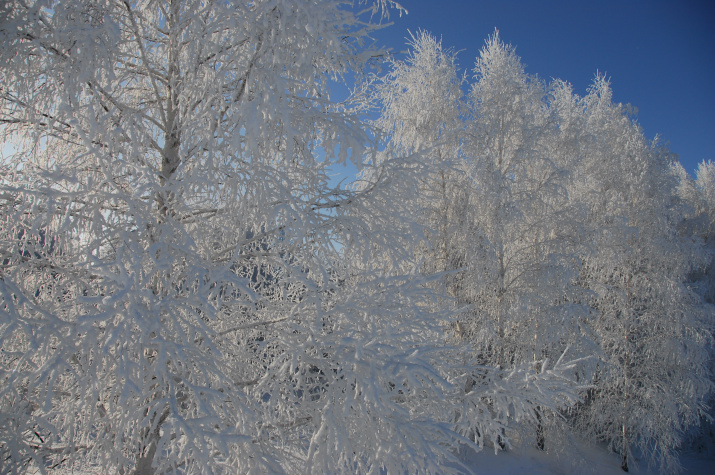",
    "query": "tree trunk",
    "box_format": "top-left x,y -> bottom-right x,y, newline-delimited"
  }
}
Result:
132,405 -> 169,475
132,439 -> 158,475
621,423 -> 629,472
